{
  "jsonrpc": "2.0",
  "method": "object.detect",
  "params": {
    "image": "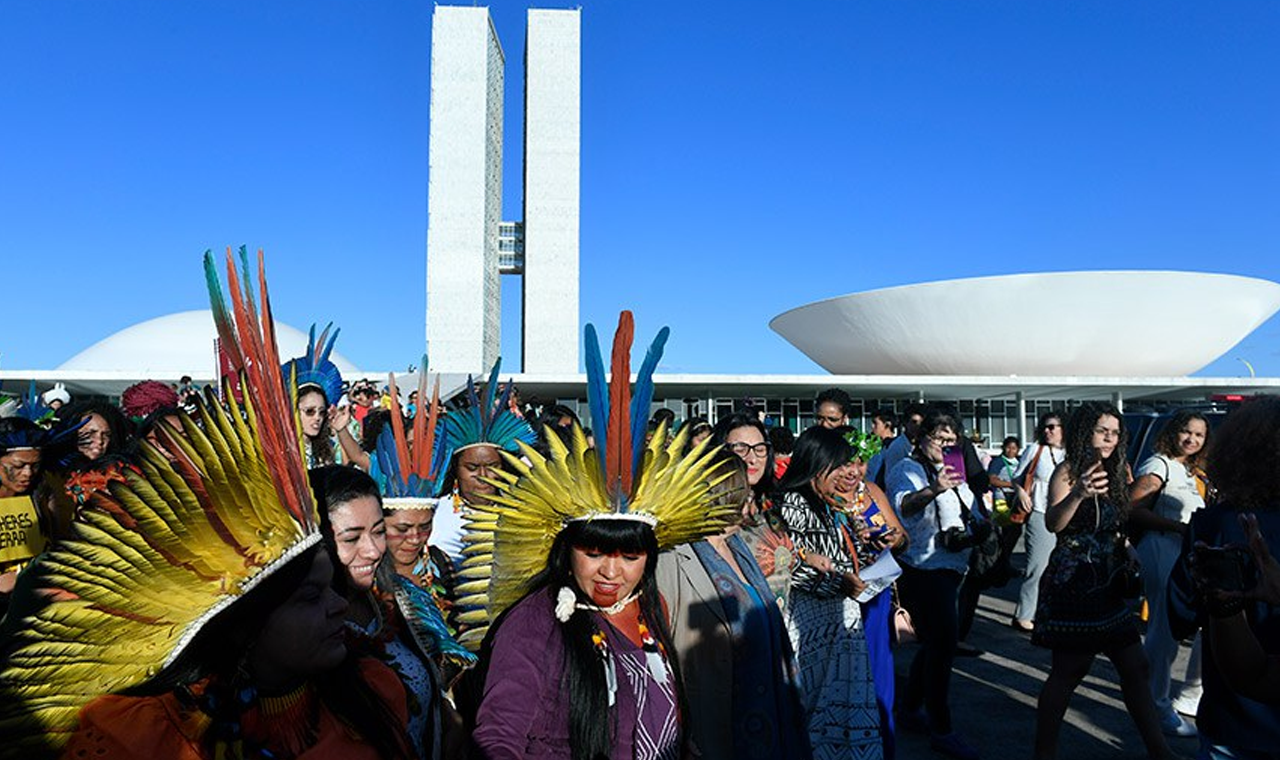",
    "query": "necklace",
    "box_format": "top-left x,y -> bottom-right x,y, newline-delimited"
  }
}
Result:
575,590 -> 641,616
